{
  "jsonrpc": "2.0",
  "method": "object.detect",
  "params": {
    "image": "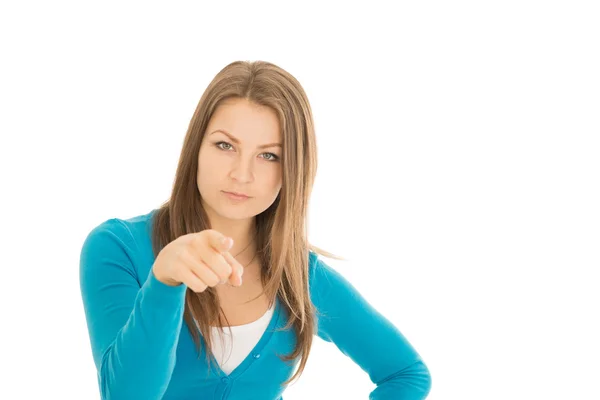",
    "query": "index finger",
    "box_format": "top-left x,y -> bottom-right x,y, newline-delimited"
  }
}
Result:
222,251 -> 244,280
